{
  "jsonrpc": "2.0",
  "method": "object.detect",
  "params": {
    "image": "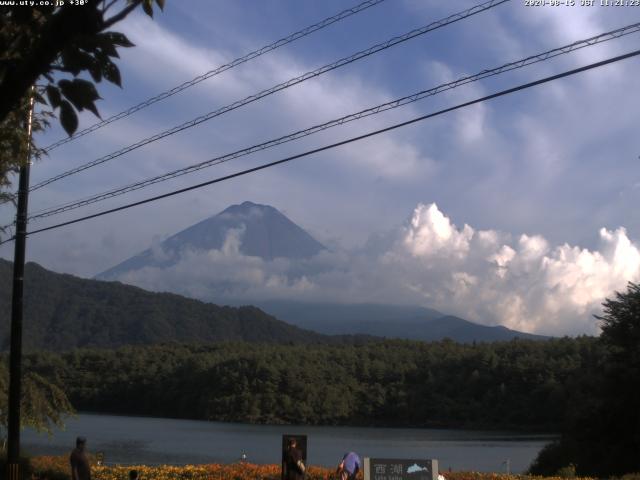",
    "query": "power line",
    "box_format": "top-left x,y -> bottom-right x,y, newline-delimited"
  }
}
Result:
0,235 -> 15,246
0,225 -> 15,244
29,0 -> 510,192
25,21 -> 640,221
18,48 -> 640,240
41,0 -> 388,153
